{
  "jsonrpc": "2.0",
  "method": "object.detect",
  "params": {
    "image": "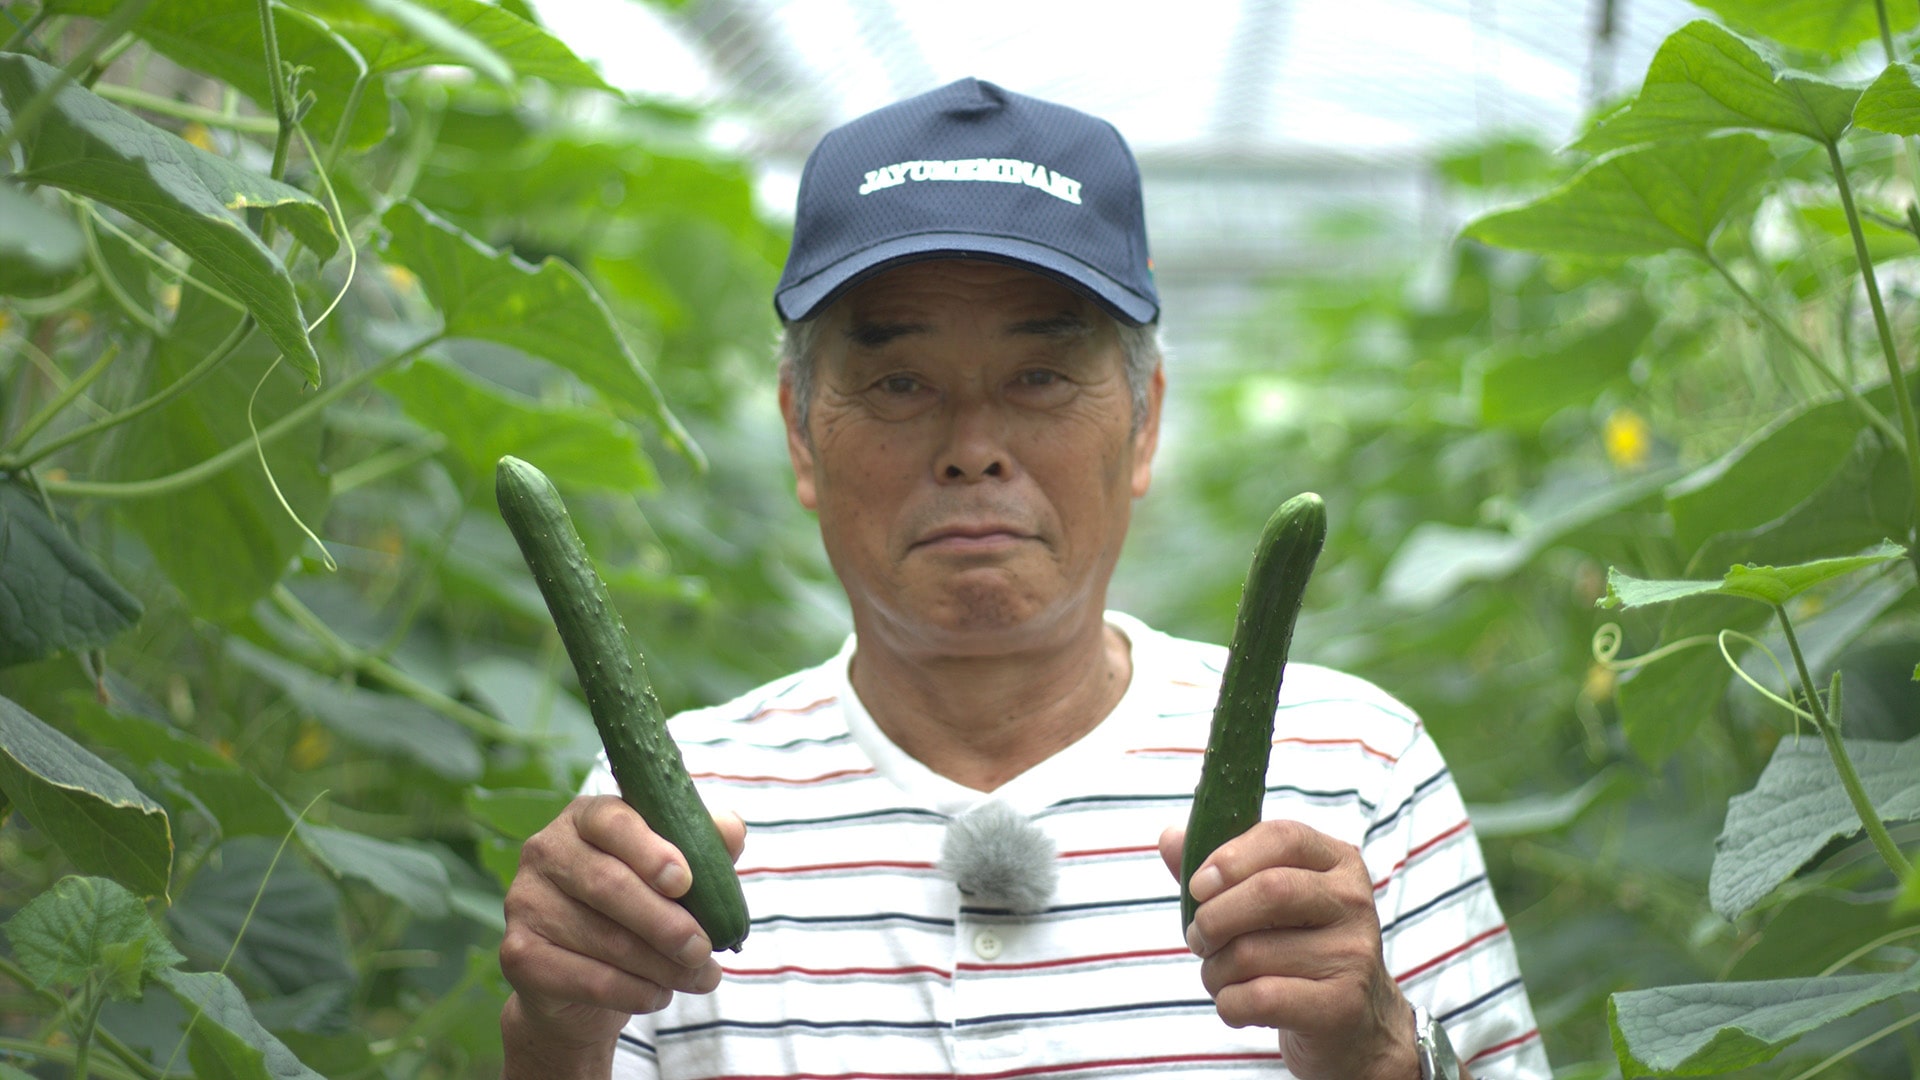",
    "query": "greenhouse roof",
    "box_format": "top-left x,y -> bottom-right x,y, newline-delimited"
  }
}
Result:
535,0 -> 1710,351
